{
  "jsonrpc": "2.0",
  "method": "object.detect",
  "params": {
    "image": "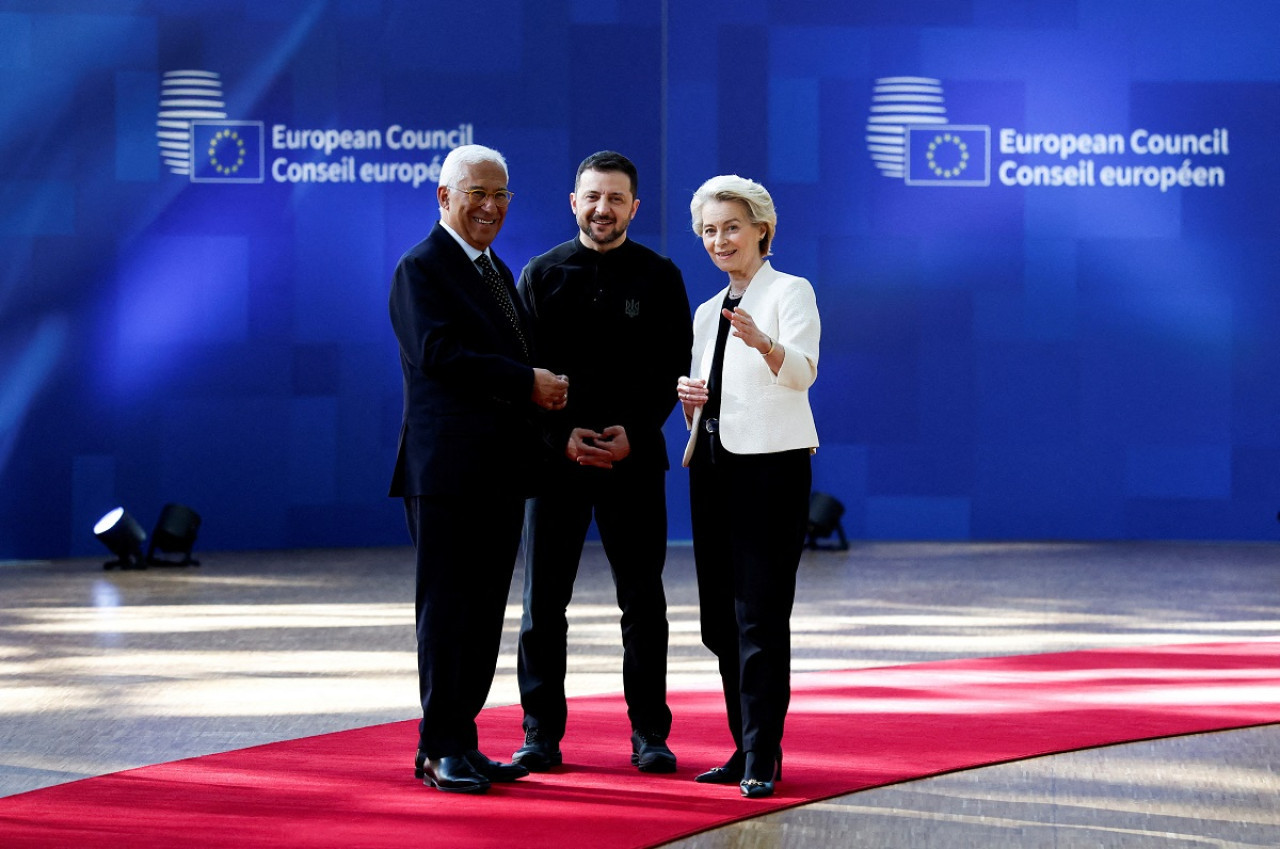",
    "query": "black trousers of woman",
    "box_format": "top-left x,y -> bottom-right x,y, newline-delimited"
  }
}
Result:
689,440 -> 811,761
